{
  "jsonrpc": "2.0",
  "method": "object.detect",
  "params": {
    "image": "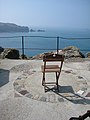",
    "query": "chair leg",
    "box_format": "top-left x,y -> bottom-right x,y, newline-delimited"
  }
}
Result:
42,73 -> 45,86
56,72 -> 60,90
42,75 -> 47,92
56,72 -> 58,86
